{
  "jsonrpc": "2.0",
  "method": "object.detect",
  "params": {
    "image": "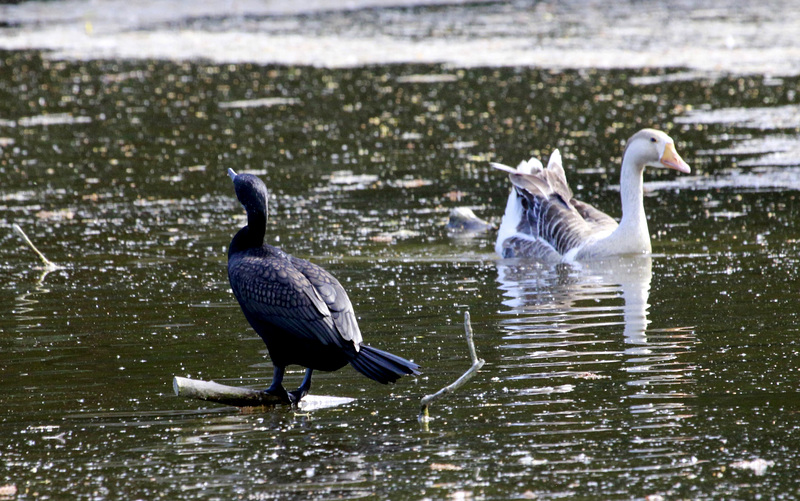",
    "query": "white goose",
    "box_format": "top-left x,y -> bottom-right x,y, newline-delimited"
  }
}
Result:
493,129 -> 691,262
